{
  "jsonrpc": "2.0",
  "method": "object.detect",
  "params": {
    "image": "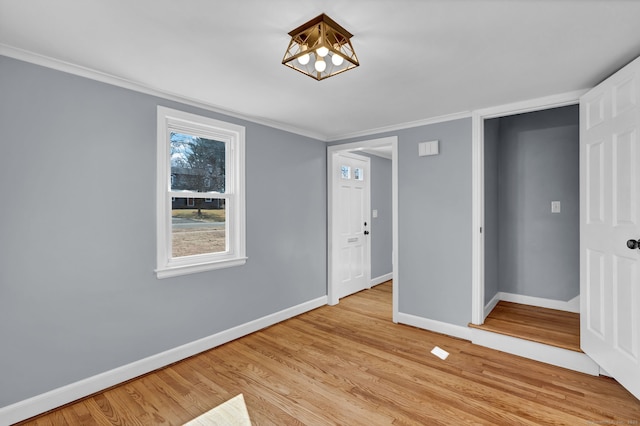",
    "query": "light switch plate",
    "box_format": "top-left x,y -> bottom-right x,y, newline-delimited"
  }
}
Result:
372,209 -> 378,218
551,201 -> 561,213
430,140 -> 439,155
419,140 -> 439,157
418,142 -> 429,156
